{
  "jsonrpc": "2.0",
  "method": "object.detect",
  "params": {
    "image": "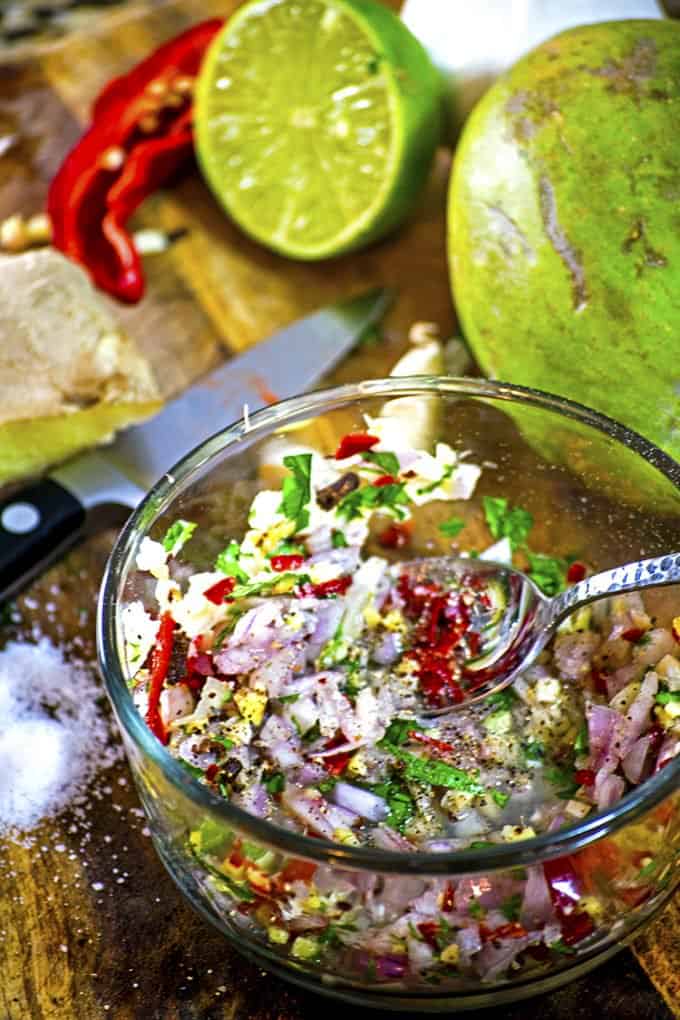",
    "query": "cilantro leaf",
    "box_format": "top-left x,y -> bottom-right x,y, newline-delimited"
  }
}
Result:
337,481 -> 409,521
379,718 -> 414,747
527,551 -> 568,596
230,572 -> 303,600
491,789 -> 510,808
574,721 -> 589,755
331,529 -> 348,549
268,540 -> 306,558
483,496 -> 533,551
162,519 -> 197,556
370,779 -> 415,833
279,453 -> 312,532
387,747 -> 485,795
439,516 -> 465,538
545,764 -> 579,799
417,462 -> 455,496
318,776 -> 338,796
215,540 -> 248,582
484,688 -> 517,711
363,450 -> 400,475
